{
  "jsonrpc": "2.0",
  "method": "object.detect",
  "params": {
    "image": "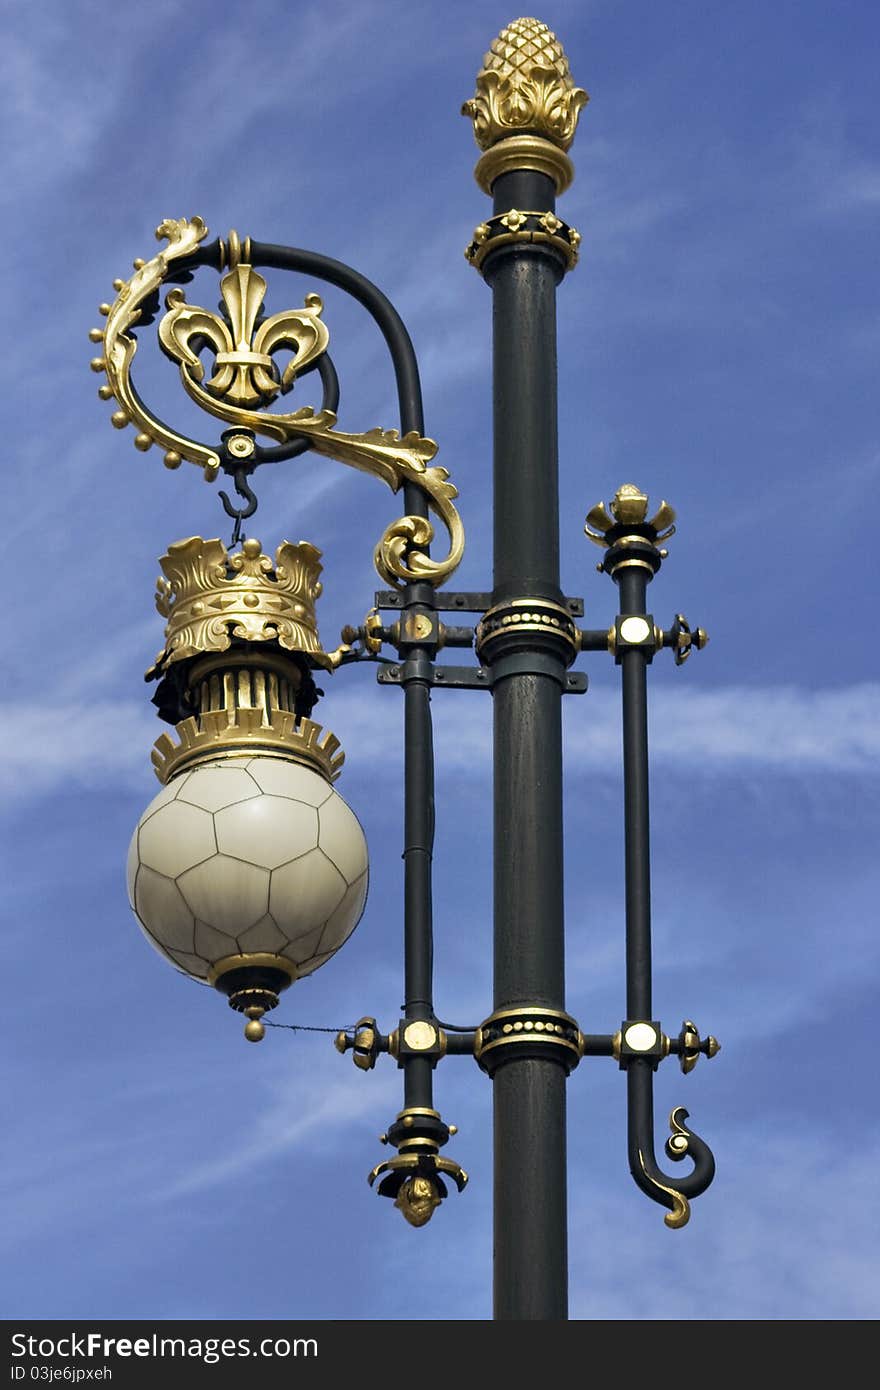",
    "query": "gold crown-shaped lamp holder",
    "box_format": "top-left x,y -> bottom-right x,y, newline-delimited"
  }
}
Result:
146,535 -> 347,785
